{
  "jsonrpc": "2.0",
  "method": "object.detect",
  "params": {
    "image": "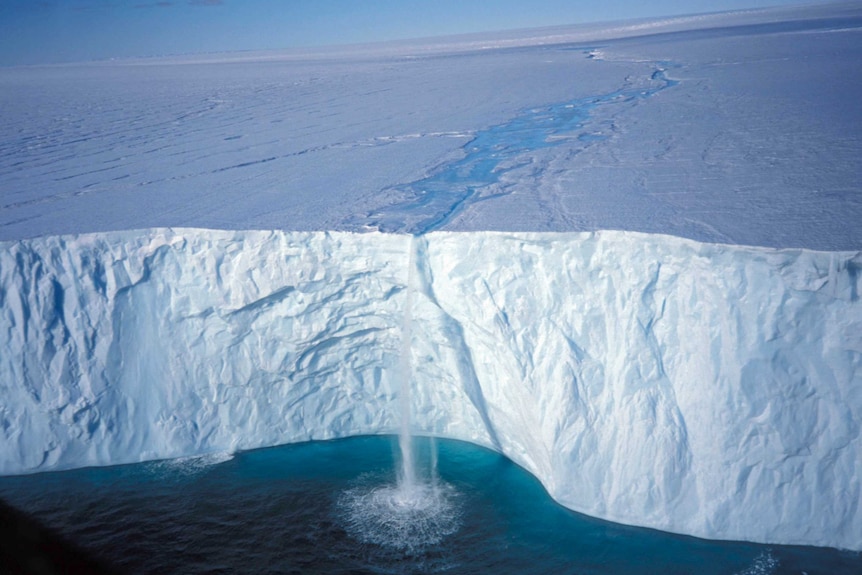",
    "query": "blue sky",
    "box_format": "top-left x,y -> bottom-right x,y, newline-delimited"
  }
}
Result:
0,0 -> 825,66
